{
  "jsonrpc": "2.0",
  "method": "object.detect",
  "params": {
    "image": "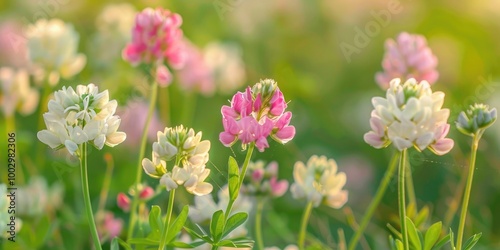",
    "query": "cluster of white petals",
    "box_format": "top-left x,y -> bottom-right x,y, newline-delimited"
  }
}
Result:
291,155 -> 348,208
142,125 -> 212,196
364,78 -> 454,155
37,84 -> 126,155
